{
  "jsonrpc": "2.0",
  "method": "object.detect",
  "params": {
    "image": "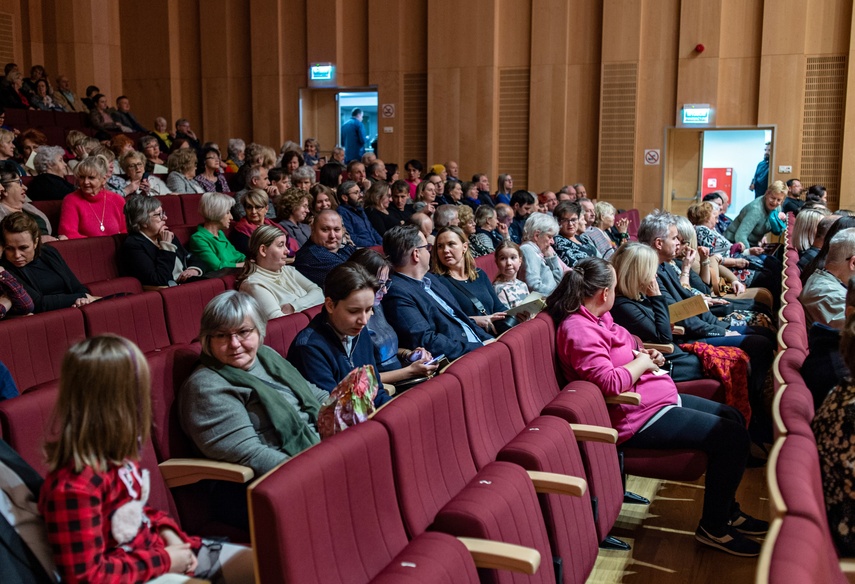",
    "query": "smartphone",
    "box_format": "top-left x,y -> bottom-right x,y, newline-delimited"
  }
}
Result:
424,354 -> 445,366
408,350 -> 423,363
142,171 -> 151,180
